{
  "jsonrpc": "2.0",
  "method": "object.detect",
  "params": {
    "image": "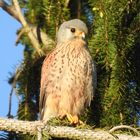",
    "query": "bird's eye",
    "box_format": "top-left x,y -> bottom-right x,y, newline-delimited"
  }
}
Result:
71,28 -> 75,33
